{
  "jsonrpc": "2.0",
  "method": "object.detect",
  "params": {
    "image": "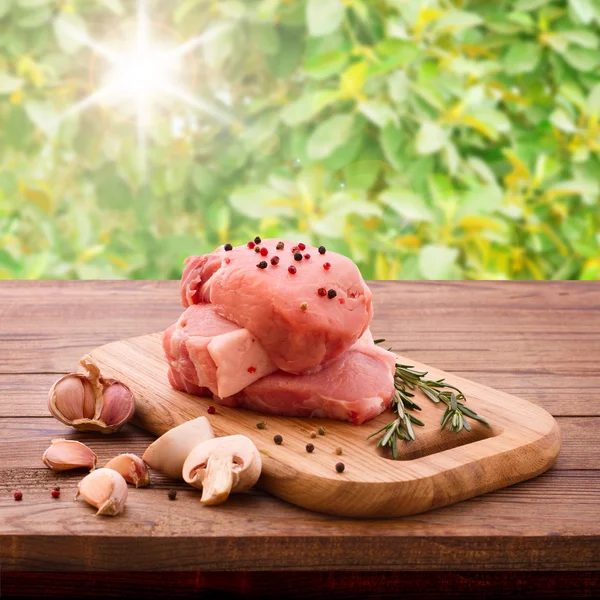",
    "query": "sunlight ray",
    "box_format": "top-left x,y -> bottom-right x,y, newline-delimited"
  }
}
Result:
158,81 -> 234,125
162,23 -> 233,63
60,82 -> 121,120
